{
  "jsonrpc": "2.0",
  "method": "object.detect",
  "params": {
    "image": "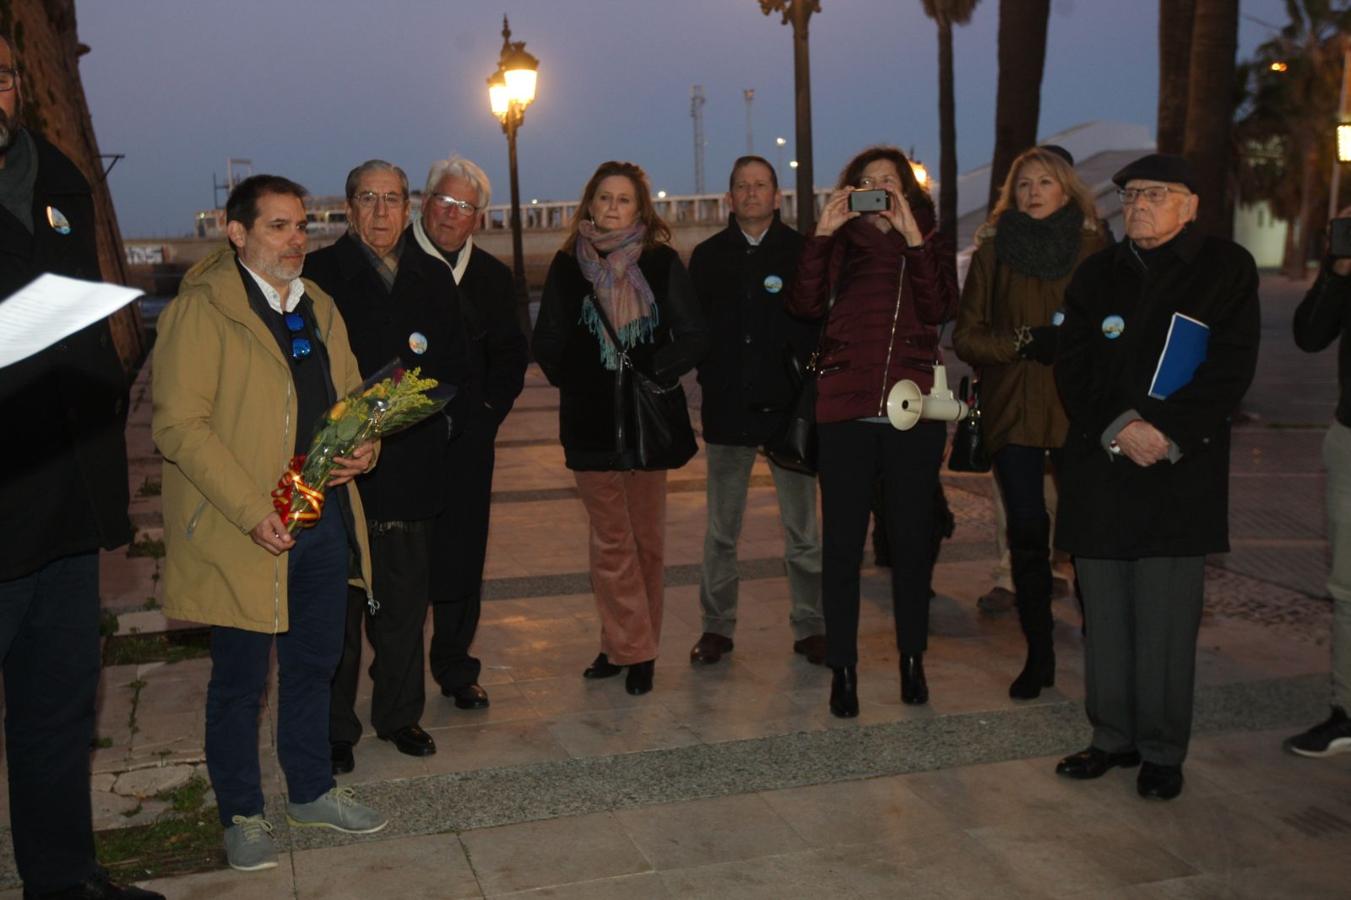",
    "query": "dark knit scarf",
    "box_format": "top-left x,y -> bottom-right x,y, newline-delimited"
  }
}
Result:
993,202 -> 1085,281
575,220 -> 657,371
